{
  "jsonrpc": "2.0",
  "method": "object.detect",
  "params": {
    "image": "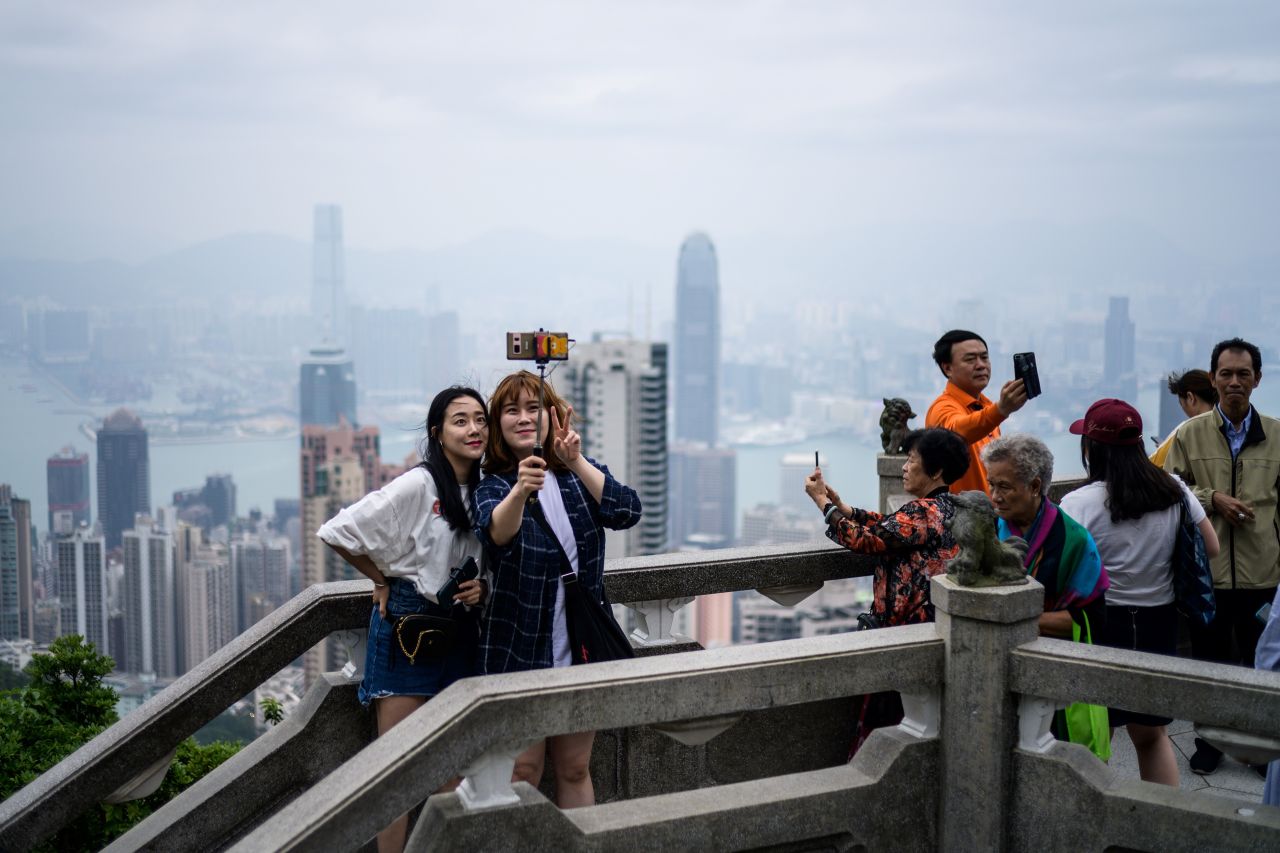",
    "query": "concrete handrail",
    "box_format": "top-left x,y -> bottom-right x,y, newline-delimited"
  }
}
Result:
0,580 -> 370,851
602,540 -> 864,602
1010,638 -> 1280,734
231,624 -> 944,851
0,542 -> 870,850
